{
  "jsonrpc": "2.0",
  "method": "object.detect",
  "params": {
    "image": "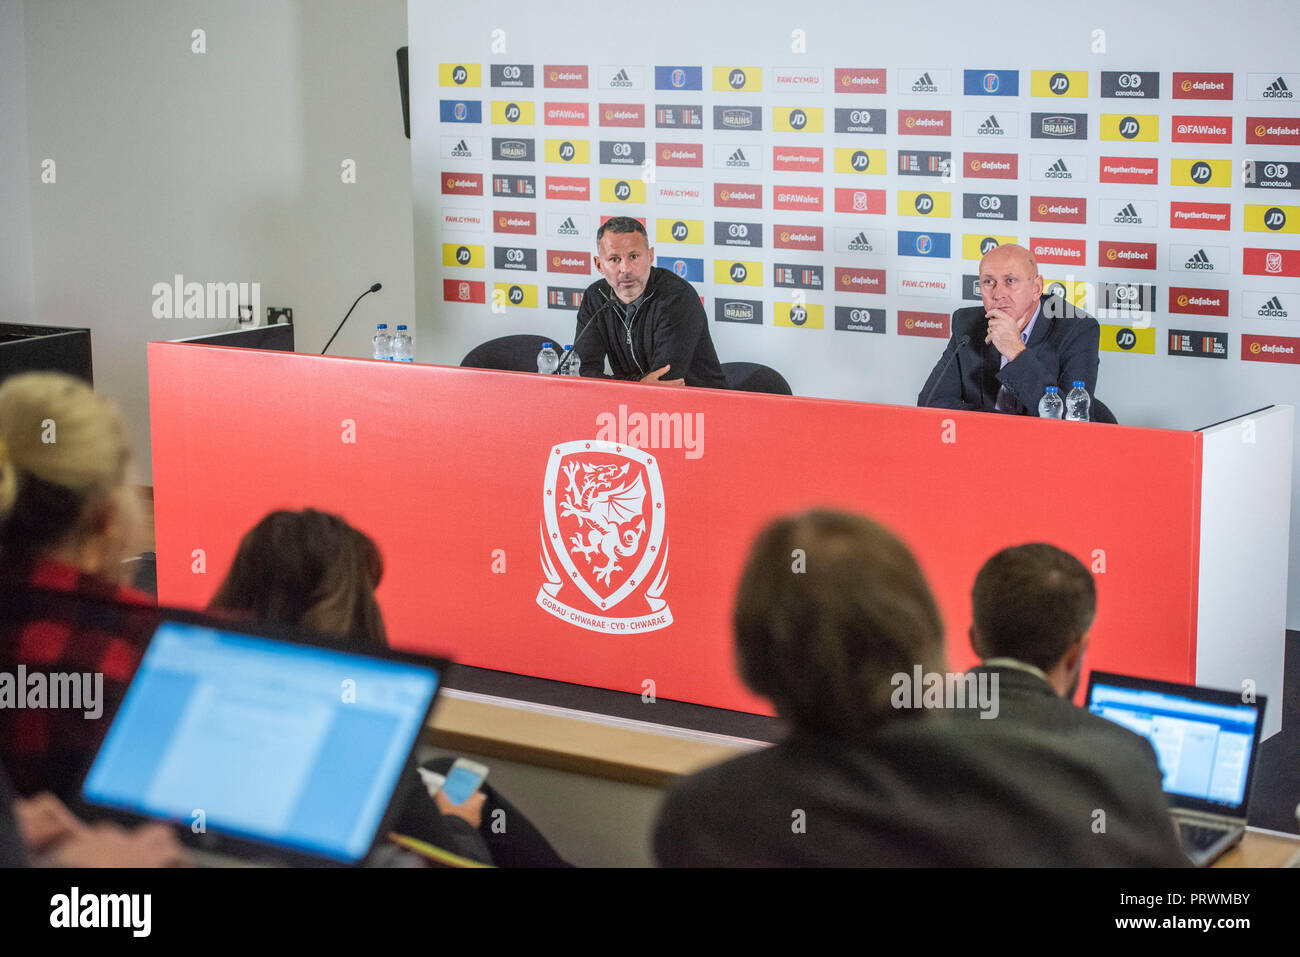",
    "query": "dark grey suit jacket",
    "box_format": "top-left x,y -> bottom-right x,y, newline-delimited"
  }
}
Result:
654,693 -> 1189,867
917,293 -> 1100,414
